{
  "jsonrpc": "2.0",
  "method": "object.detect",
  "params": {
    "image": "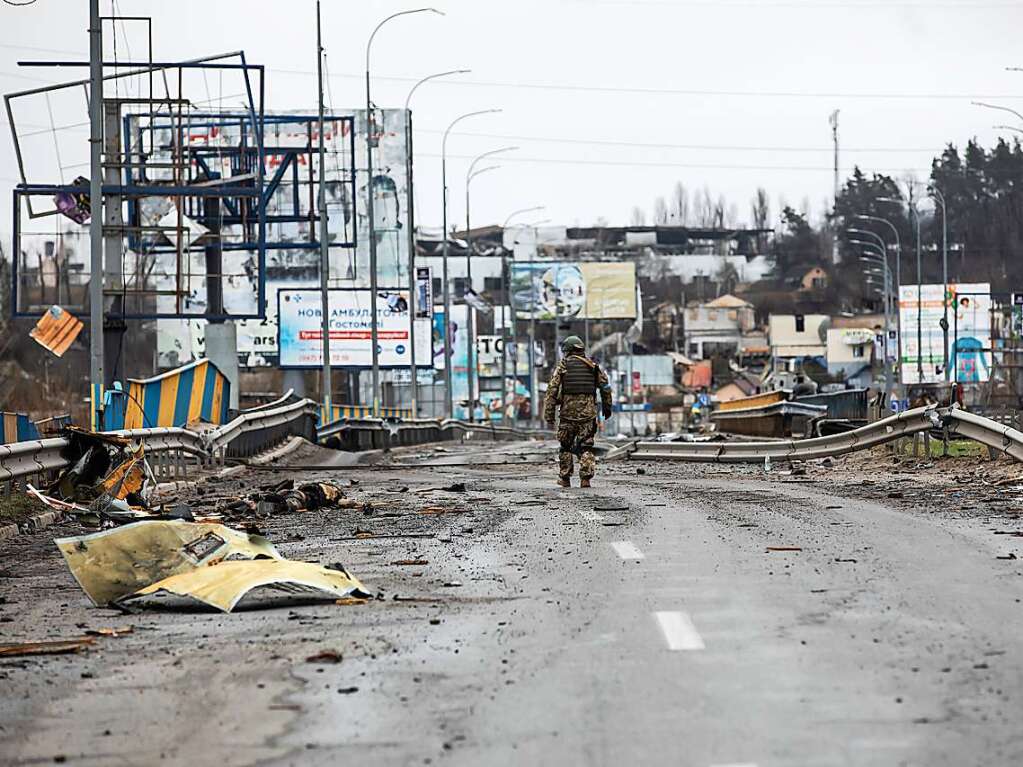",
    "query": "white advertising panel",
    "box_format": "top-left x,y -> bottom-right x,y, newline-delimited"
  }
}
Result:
899,282 -> 991,384
277,288 -> 431,368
